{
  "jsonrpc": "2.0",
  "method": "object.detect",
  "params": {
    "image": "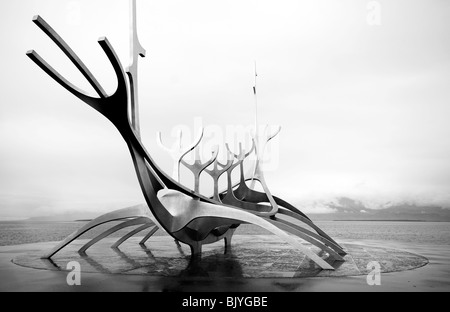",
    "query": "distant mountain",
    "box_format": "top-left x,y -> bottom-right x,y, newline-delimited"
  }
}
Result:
309,197 -> 450,221
26,204 -> 146,222
21,199 -> 450,222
